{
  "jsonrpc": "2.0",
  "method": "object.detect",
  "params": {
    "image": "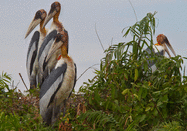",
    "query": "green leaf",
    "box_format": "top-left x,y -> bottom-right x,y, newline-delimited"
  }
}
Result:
122,89 -> 130,95
145,106 -> 151,112
134,69 -> 138,82
157,101 -> 162,107
140,114 -> 146,122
